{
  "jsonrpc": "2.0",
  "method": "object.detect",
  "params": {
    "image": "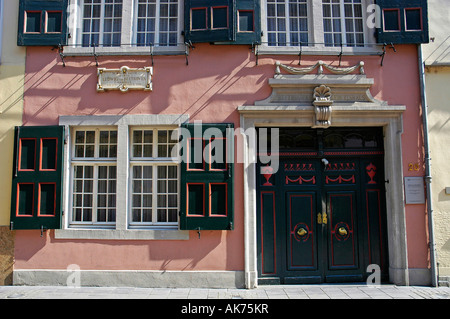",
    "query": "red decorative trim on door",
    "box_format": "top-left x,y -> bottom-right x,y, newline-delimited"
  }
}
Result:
325,175 -> 355,184
284,163 -> 315,171
366,163 -> 377,184
286,176 -> 316,185
260,191 -> 276,275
